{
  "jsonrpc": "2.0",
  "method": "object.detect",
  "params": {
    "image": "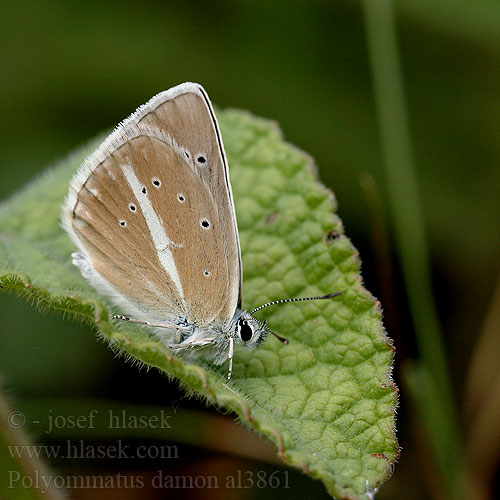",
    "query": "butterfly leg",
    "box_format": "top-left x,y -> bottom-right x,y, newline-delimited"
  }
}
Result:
167,339 -> 214,349
168,338 -> 234,380
228,336 -> 234,381
112,314 -> 178,330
